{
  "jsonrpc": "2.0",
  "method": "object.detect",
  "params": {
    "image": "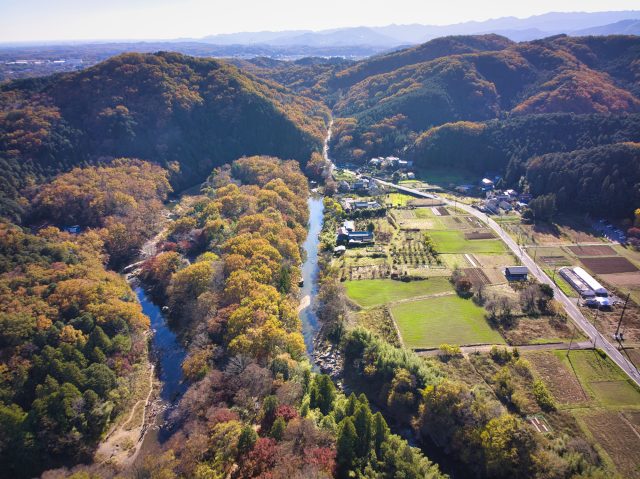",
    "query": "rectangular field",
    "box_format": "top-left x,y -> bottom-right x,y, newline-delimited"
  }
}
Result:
390,295 -> 504,348
559,350 -> 640,407
464,230 -> 495,240
344,278 -> 452,309
430,230 -> 506,254
568,245 -> 617,256
463,268 -> 491,287
526,351 -> 589,405
580,256 -> 639,274
579,410 -> 640,479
